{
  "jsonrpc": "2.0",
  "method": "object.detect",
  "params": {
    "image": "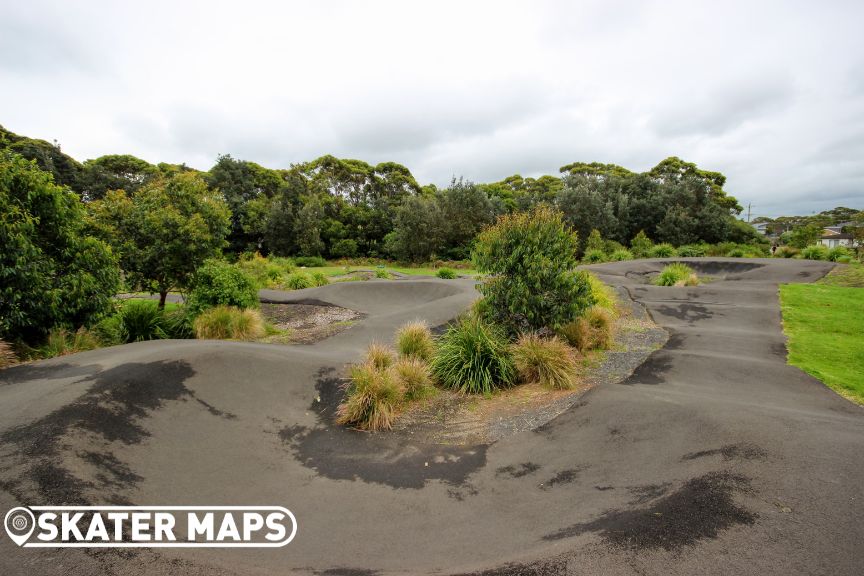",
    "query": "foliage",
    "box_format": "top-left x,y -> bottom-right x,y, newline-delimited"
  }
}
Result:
781,284 -> 864,404
785,224 -> 823,249
0,339 -> 17,368
391,357 -> 437,401
395,321 -> 435,362
285,272 -> 313,290
586,273 -> 617,314
582,249 -> 606,263
187,260 -> 259,315
655,263 -> 699,286
774,246 -> 799,258
677,244 -> 707,257
336,363 -> 403,431
0,151 -> 120,343
436,267 -> 457,279
630,230 -> 654,257
375,268 -> 391,279
366,342 -> 396,370
114,299 -> 169,342
649,243 -> 677,258
80,154 -> 158,201
817,262 -> 864,287
193,306 -> 265,340
609,249 -> 633,261
557,306 -> 613,352
35,327 -> 101,359
88,172 -> 230,308
827,246 -> 852,262
511,334 -> 578,389
294,255 -> 327,267
431,315 -> 516,395
801,245 -> 829,261
310,271 -> 330,286
584,228 -> 606,254
473,206 -> 594,335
